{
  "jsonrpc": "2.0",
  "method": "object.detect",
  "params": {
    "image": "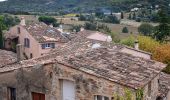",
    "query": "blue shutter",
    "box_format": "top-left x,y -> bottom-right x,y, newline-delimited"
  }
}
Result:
51,43 -> 55,48
27,39 -> 30,48
42,44 -> 45,49
24,38 -> 26,47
